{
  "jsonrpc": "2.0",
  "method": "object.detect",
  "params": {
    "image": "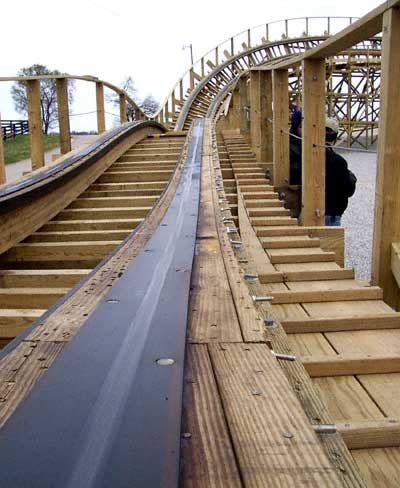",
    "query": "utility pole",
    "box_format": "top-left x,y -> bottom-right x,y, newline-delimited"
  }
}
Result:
182,44 -> 194,66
